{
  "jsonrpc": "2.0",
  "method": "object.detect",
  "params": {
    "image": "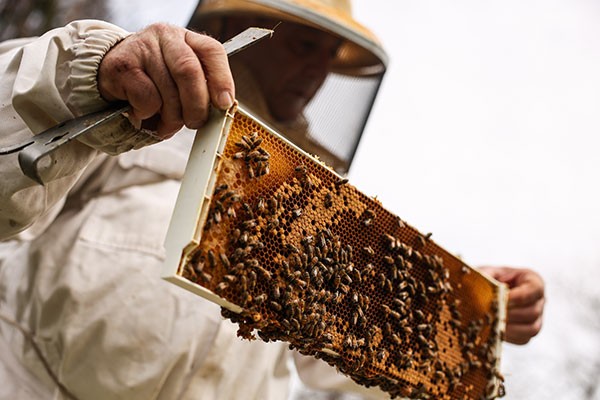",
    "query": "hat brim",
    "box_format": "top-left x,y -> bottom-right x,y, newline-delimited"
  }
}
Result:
188,0 -> 388,76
